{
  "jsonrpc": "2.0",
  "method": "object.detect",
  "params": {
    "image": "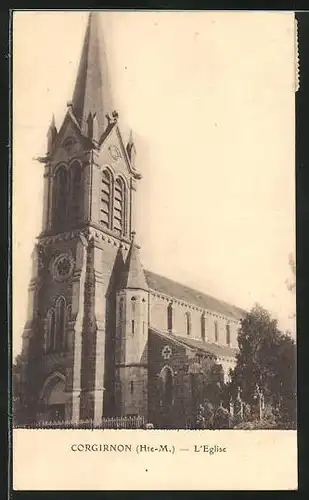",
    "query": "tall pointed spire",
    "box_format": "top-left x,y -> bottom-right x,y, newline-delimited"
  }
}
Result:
71,11 -> 114,138
121,232 -> 148,291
